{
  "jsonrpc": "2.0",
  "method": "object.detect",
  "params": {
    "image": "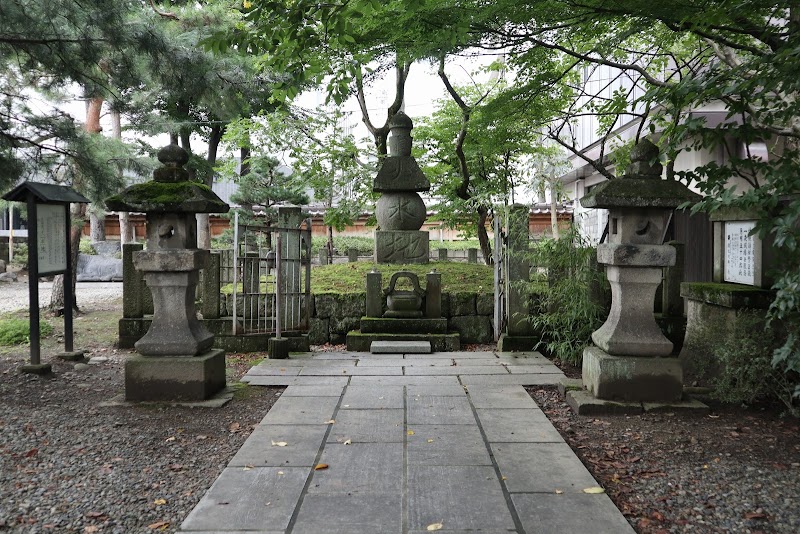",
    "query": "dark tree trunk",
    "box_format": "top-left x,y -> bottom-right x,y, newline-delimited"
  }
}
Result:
477,205 -> 492,265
